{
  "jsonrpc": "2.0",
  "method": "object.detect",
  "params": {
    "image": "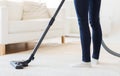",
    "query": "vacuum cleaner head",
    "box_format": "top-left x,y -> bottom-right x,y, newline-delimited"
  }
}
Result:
10,61 -> 28,69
